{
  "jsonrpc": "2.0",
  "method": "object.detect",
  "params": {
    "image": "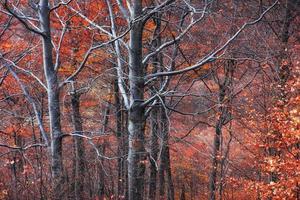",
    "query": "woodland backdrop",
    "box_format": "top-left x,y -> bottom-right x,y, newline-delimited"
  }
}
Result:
0,0 -> 299,199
